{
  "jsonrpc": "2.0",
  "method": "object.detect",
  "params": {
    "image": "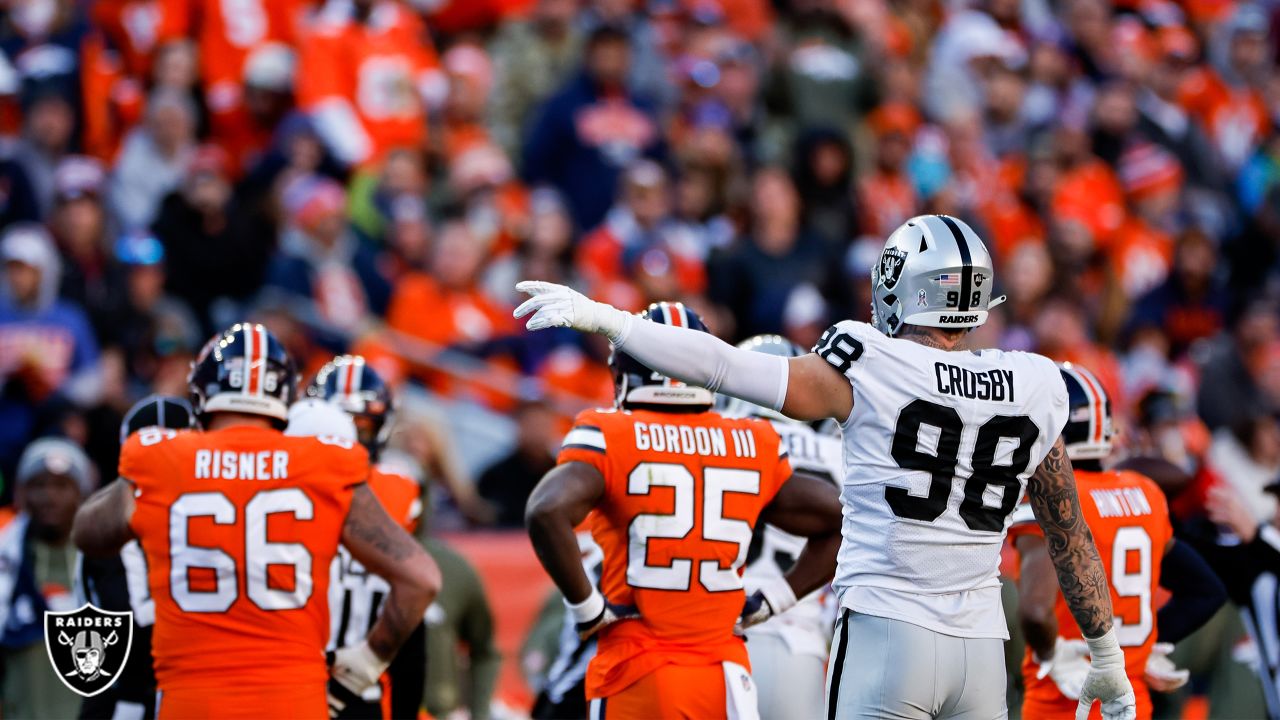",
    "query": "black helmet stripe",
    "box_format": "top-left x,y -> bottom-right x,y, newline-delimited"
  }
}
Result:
938,215 -> 973,312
